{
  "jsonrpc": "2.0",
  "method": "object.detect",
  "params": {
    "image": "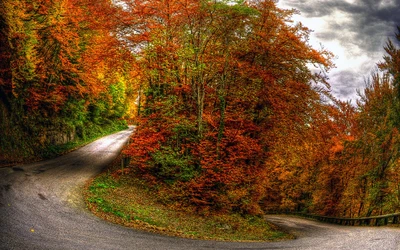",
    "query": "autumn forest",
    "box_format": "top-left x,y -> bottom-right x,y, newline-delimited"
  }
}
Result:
1,0 -> 400,218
